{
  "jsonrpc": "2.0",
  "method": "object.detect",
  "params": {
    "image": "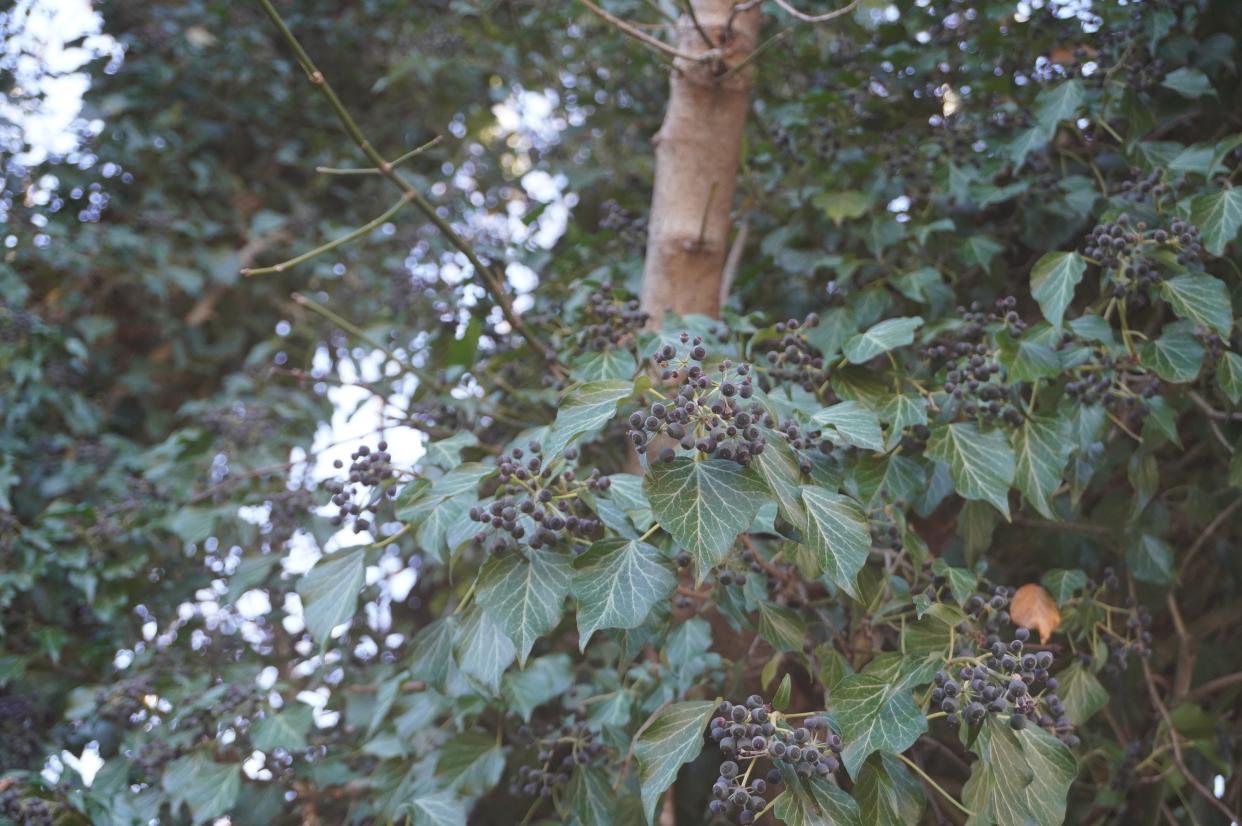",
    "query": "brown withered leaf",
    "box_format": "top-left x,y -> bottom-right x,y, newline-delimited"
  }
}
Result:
1010,583 -> 1061,643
